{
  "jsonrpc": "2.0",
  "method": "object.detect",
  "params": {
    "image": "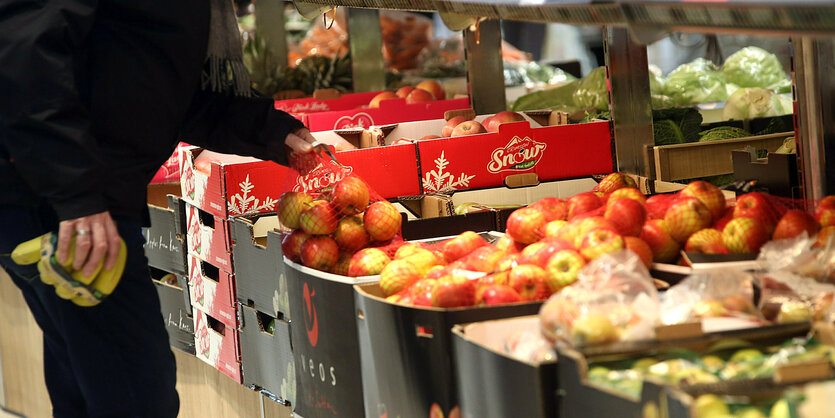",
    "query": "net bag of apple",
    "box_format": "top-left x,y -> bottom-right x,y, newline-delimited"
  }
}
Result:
277,149 -> 403,276
659,270 -> 761,326
539,251 -> 660,347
